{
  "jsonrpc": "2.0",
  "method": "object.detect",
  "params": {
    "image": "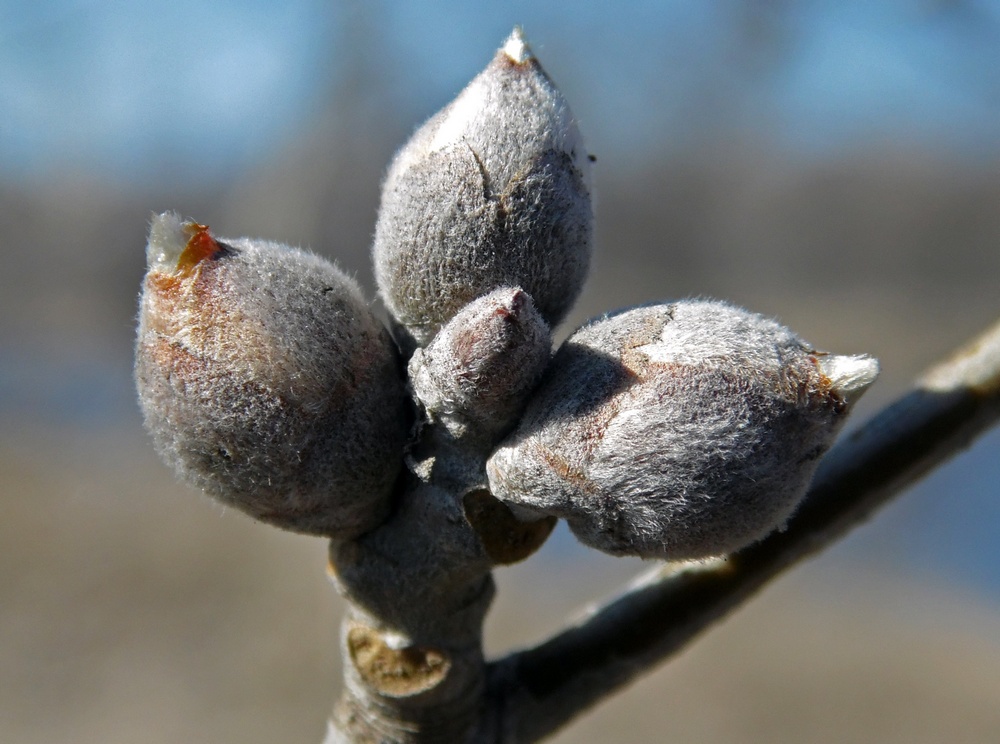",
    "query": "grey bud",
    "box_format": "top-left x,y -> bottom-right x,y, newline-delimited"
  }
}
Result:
408,287 -> 550,444
135,213 -> 407,538
373,28 -> 593,351
486,300 -> 879,560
